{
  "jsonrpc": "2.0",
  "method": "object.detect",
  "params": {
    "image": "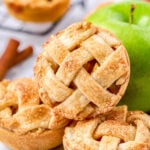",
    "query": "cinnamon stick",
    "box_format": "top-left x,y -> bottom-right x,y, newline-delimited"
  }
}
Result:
0,39 -> 33,81
8,46 -> 33,68
0,39 -> 19,80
